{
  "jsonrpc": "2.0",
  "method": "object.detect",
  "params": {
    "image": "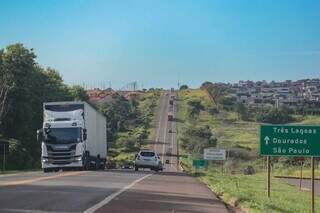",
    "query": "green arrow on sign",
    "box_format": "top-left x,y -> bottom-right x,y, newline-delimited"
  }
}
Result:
264,136 -> 270,145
